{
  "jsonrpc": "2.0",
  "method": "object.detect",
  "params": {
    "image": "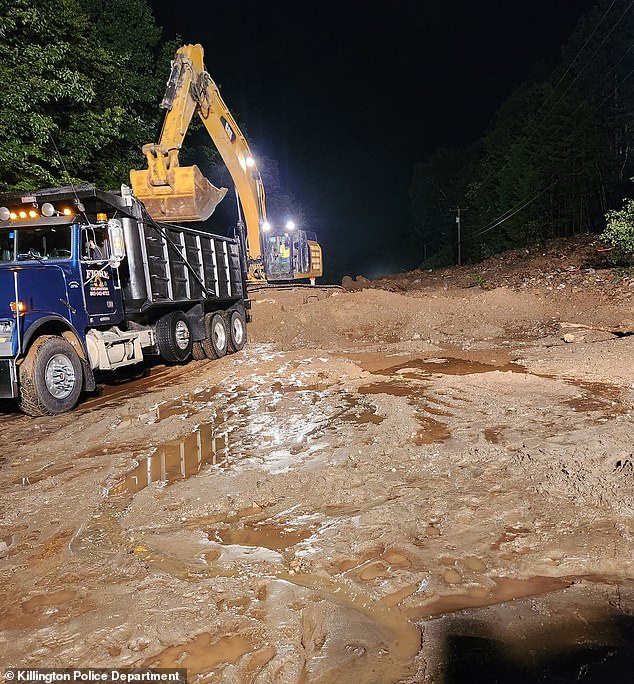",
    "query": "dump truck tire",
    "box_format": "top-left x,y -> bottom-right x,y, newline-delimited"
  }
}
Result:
191,341 -> 207,360
18,335 -> 84,416
201,312 -> 228,359
226,310 -> 247,353
156,311 -> 193,363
